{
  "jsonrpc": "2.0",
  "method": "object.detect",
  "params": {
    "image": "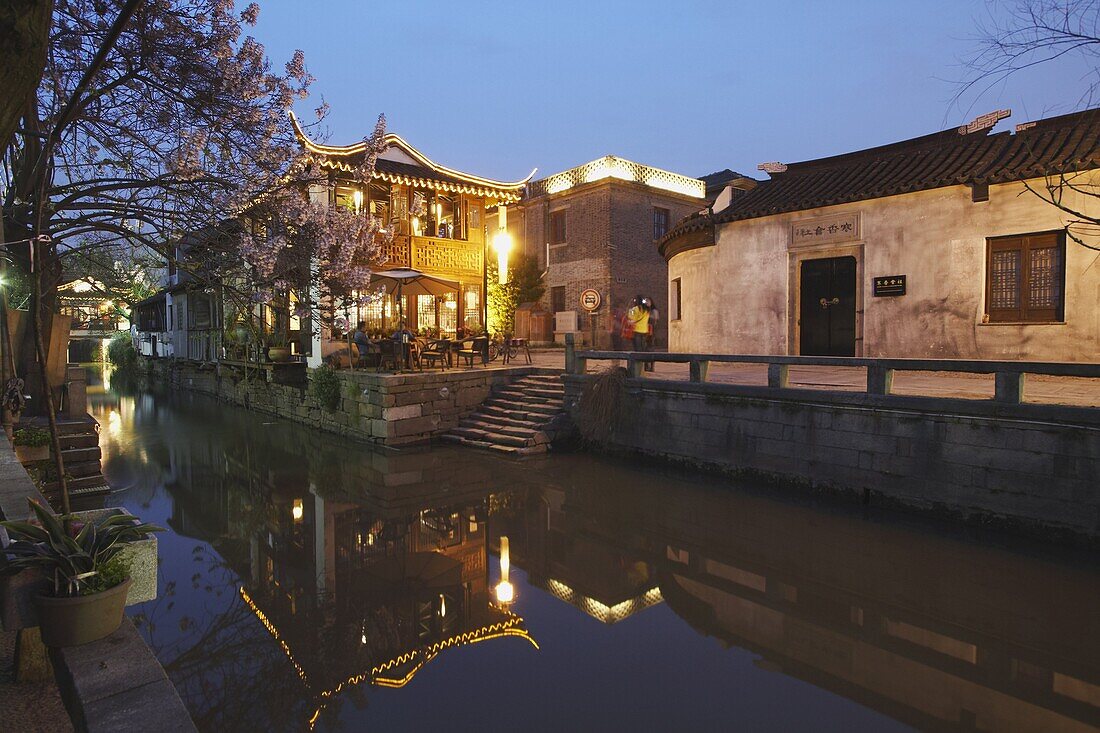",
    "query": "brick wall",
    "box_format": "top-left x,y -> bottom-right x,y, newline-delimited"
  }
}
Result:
562,375 -> 1100,543
508,180 -> 703,347
609,186 -> 700,348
